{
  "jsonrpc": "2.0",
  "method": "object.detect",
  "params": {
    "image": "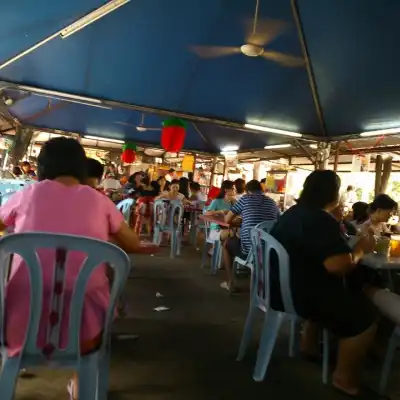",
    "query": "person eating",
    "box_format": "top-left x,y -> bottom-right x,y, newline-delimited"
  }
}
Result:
270,170 -> 379,397
223,180 -> 279,292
